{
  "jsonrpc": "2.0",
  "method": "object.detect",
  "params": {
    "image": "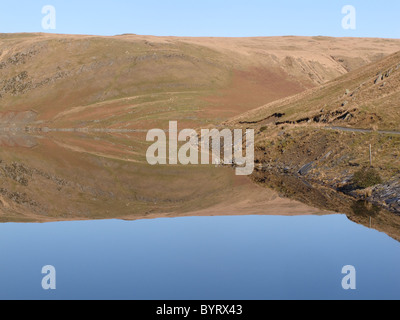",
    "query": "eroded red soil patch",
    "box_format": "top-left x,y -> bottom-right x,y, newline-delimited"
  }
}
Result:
202,67 -> 311,120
